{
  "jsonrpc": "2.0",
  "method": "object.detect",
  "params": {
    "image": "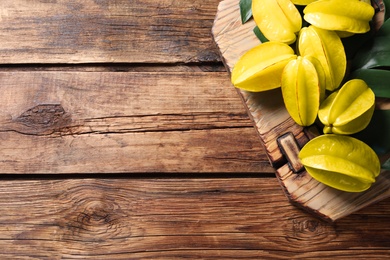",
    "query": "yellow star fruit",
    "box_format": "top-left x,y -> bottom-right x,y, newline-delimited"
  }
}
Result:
299,134 -> 381,192
281,56 -> 322,126
303,0 -> 375,34
252,0 -> 302,44
231,41 -> 296,92
298,26 -> 346,91
318,79 -> 375,135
